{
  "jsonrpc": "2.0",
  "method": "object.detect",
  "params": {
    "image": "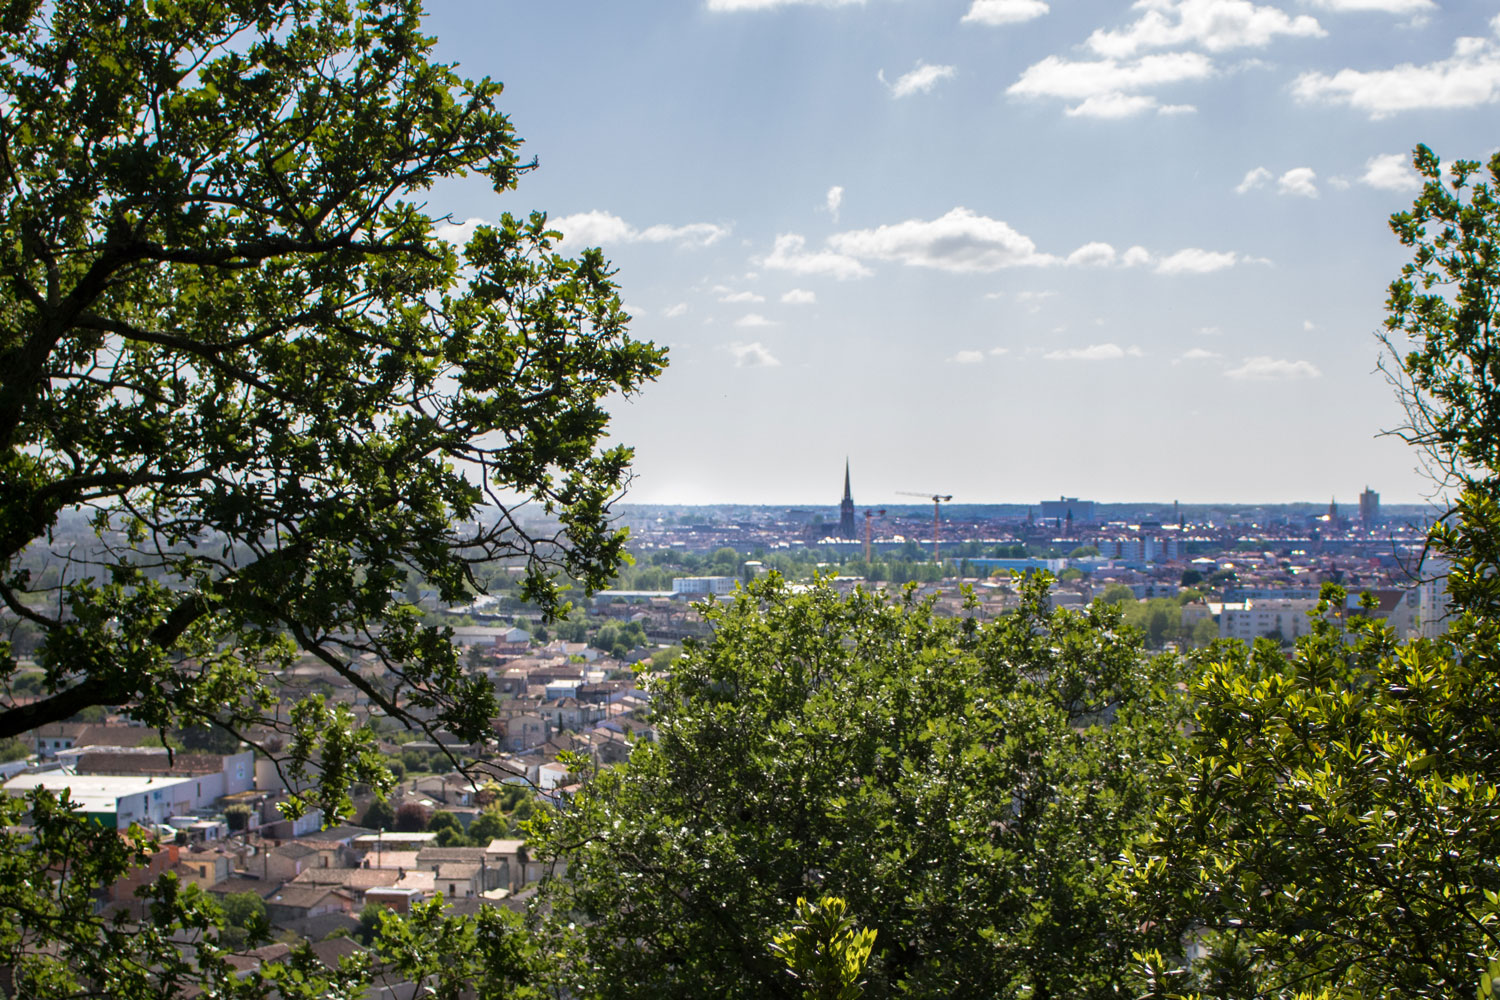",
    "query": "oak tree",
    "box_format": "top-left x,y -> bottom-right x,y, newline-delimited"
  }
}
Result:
0,0 -> 661,993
